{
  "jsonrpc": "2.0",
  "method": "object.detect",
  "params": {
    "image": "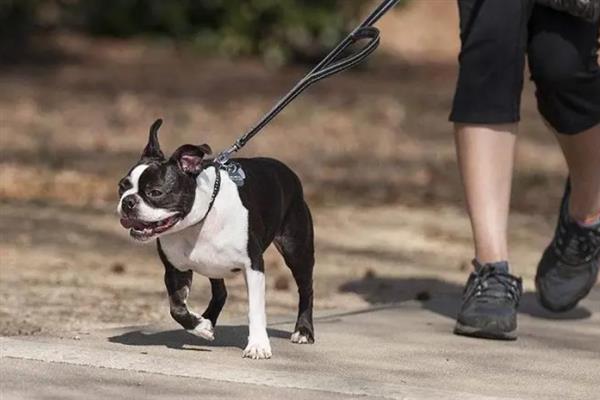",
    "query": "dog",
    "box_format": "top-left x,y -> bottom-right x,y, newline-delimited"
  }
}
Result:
117,119 -> 315,359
